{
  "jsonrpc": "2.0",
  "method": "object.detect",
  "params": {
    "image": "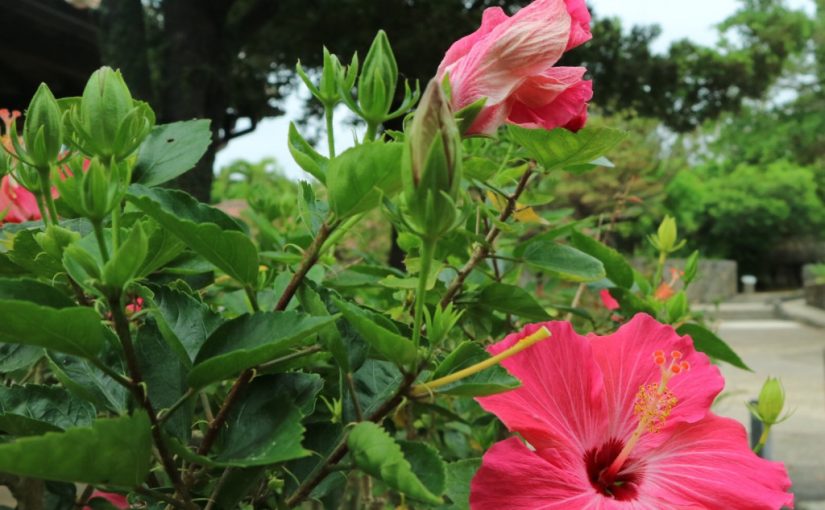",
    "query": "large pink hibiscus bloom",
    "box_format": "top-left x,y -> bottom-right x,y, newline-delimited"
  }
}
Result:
471,314 -> 794,509
436,0 -> 593,135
